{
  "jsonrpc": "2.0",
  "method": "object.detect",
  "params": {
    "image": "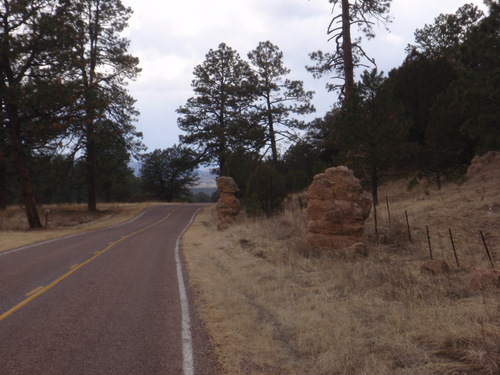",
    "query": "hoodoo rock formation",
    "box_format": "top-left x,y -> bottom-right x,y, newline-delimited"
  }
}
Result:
216,176 -> 240,230
306,166 -> 371,249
